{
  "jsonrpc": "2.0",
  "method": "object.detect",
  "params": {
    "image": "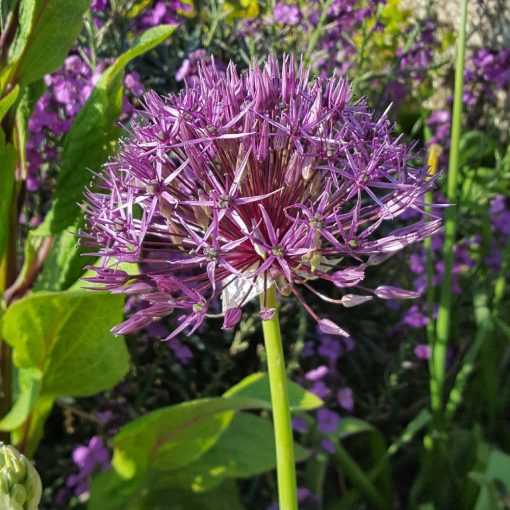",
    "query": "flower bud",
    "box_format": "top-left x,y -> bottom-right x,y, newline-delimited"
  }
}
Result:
0,443 -> 42,510
222,307 -> 243,330
332,267 -> 365,287
341,294 -> 373,307
318,318 -> 349,336
374,285 -> 421,300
